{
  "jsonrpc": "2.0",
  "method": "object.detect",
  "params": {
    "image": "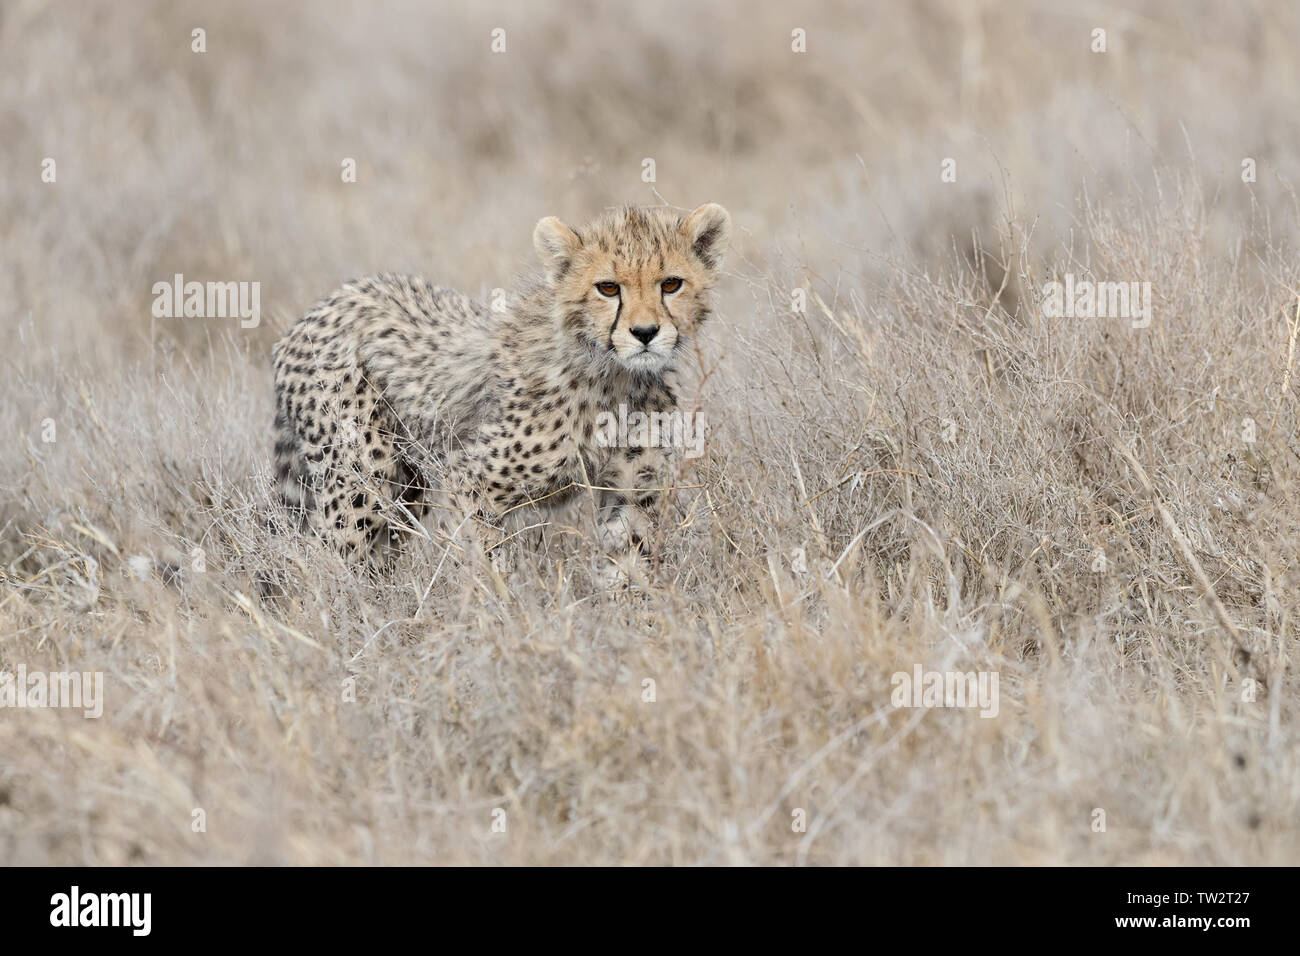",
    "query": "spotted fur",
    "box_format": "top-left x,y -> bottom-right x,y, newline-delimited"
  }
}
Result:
271,203 -> 731,575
